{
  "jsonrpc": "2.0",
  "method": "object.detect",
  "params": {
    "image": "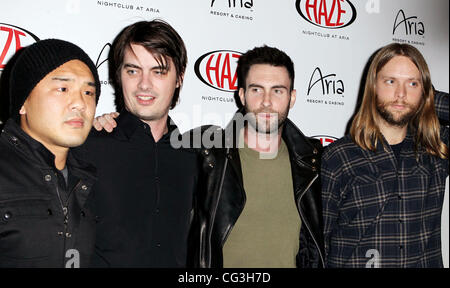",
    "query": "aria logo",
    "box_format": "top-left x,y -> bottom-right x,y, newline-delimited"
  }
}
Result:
307,67 -> 344,96
393,9 -> 424,36
296,0 -> 357,29
211,0 -> 253,9
0,23 -> 39,70
194,50 -> 242,92
312,135 -> 337,146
